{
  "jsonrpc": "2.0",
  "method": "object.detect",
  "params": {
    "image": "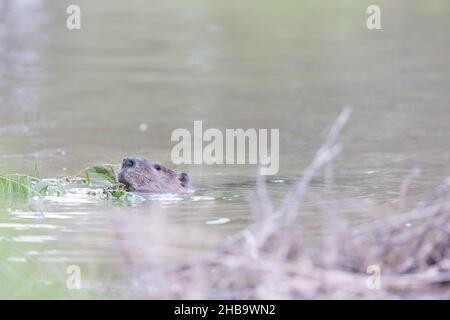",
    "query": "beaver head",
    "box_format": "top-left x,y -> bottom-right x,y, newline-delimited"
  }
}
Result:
117,157 -> 190,193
